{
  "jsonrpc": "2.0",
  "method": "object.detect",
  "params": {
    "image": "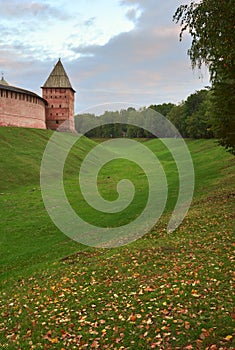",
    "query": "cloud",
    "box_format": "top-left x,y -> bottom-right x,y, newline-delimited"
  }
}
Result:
69,3 -> 187,81
0,0 -> 70,20
125,8 -> 139,22
0,1 -> 75,61
120,0 -> 146,6
83,17 -> 96,27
